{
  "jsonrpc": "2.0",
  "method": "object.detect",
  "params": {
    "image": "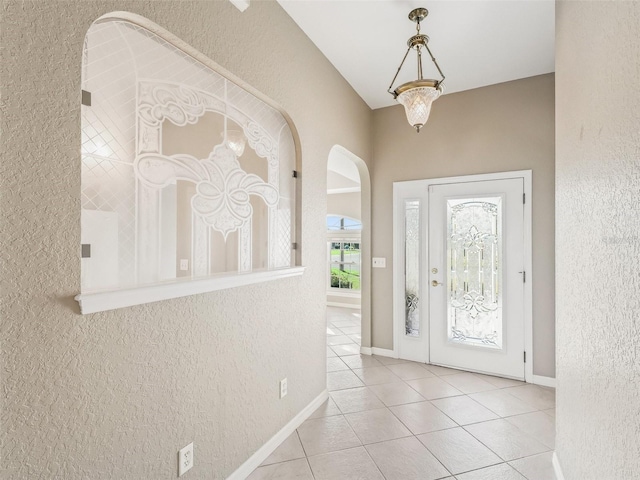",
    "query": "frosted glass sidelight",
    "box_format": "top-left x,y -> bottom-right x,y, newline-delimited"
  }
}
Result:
405,200 -> 420,337
446,198 -> 502,349
81,20 -> 297,293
